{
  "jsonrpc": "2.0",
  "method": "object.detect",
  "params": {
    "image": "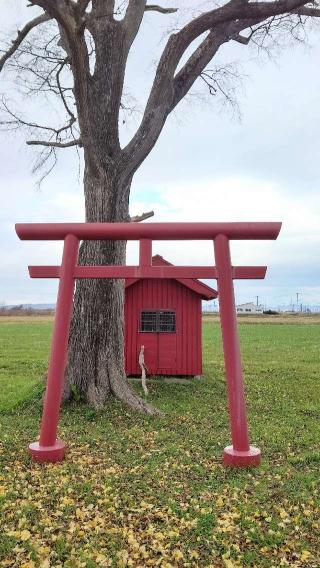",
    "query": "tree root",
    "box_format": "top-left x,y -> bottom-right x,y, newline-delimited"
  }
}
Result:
110,374 -> 163,416
63,368 -> 163,416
